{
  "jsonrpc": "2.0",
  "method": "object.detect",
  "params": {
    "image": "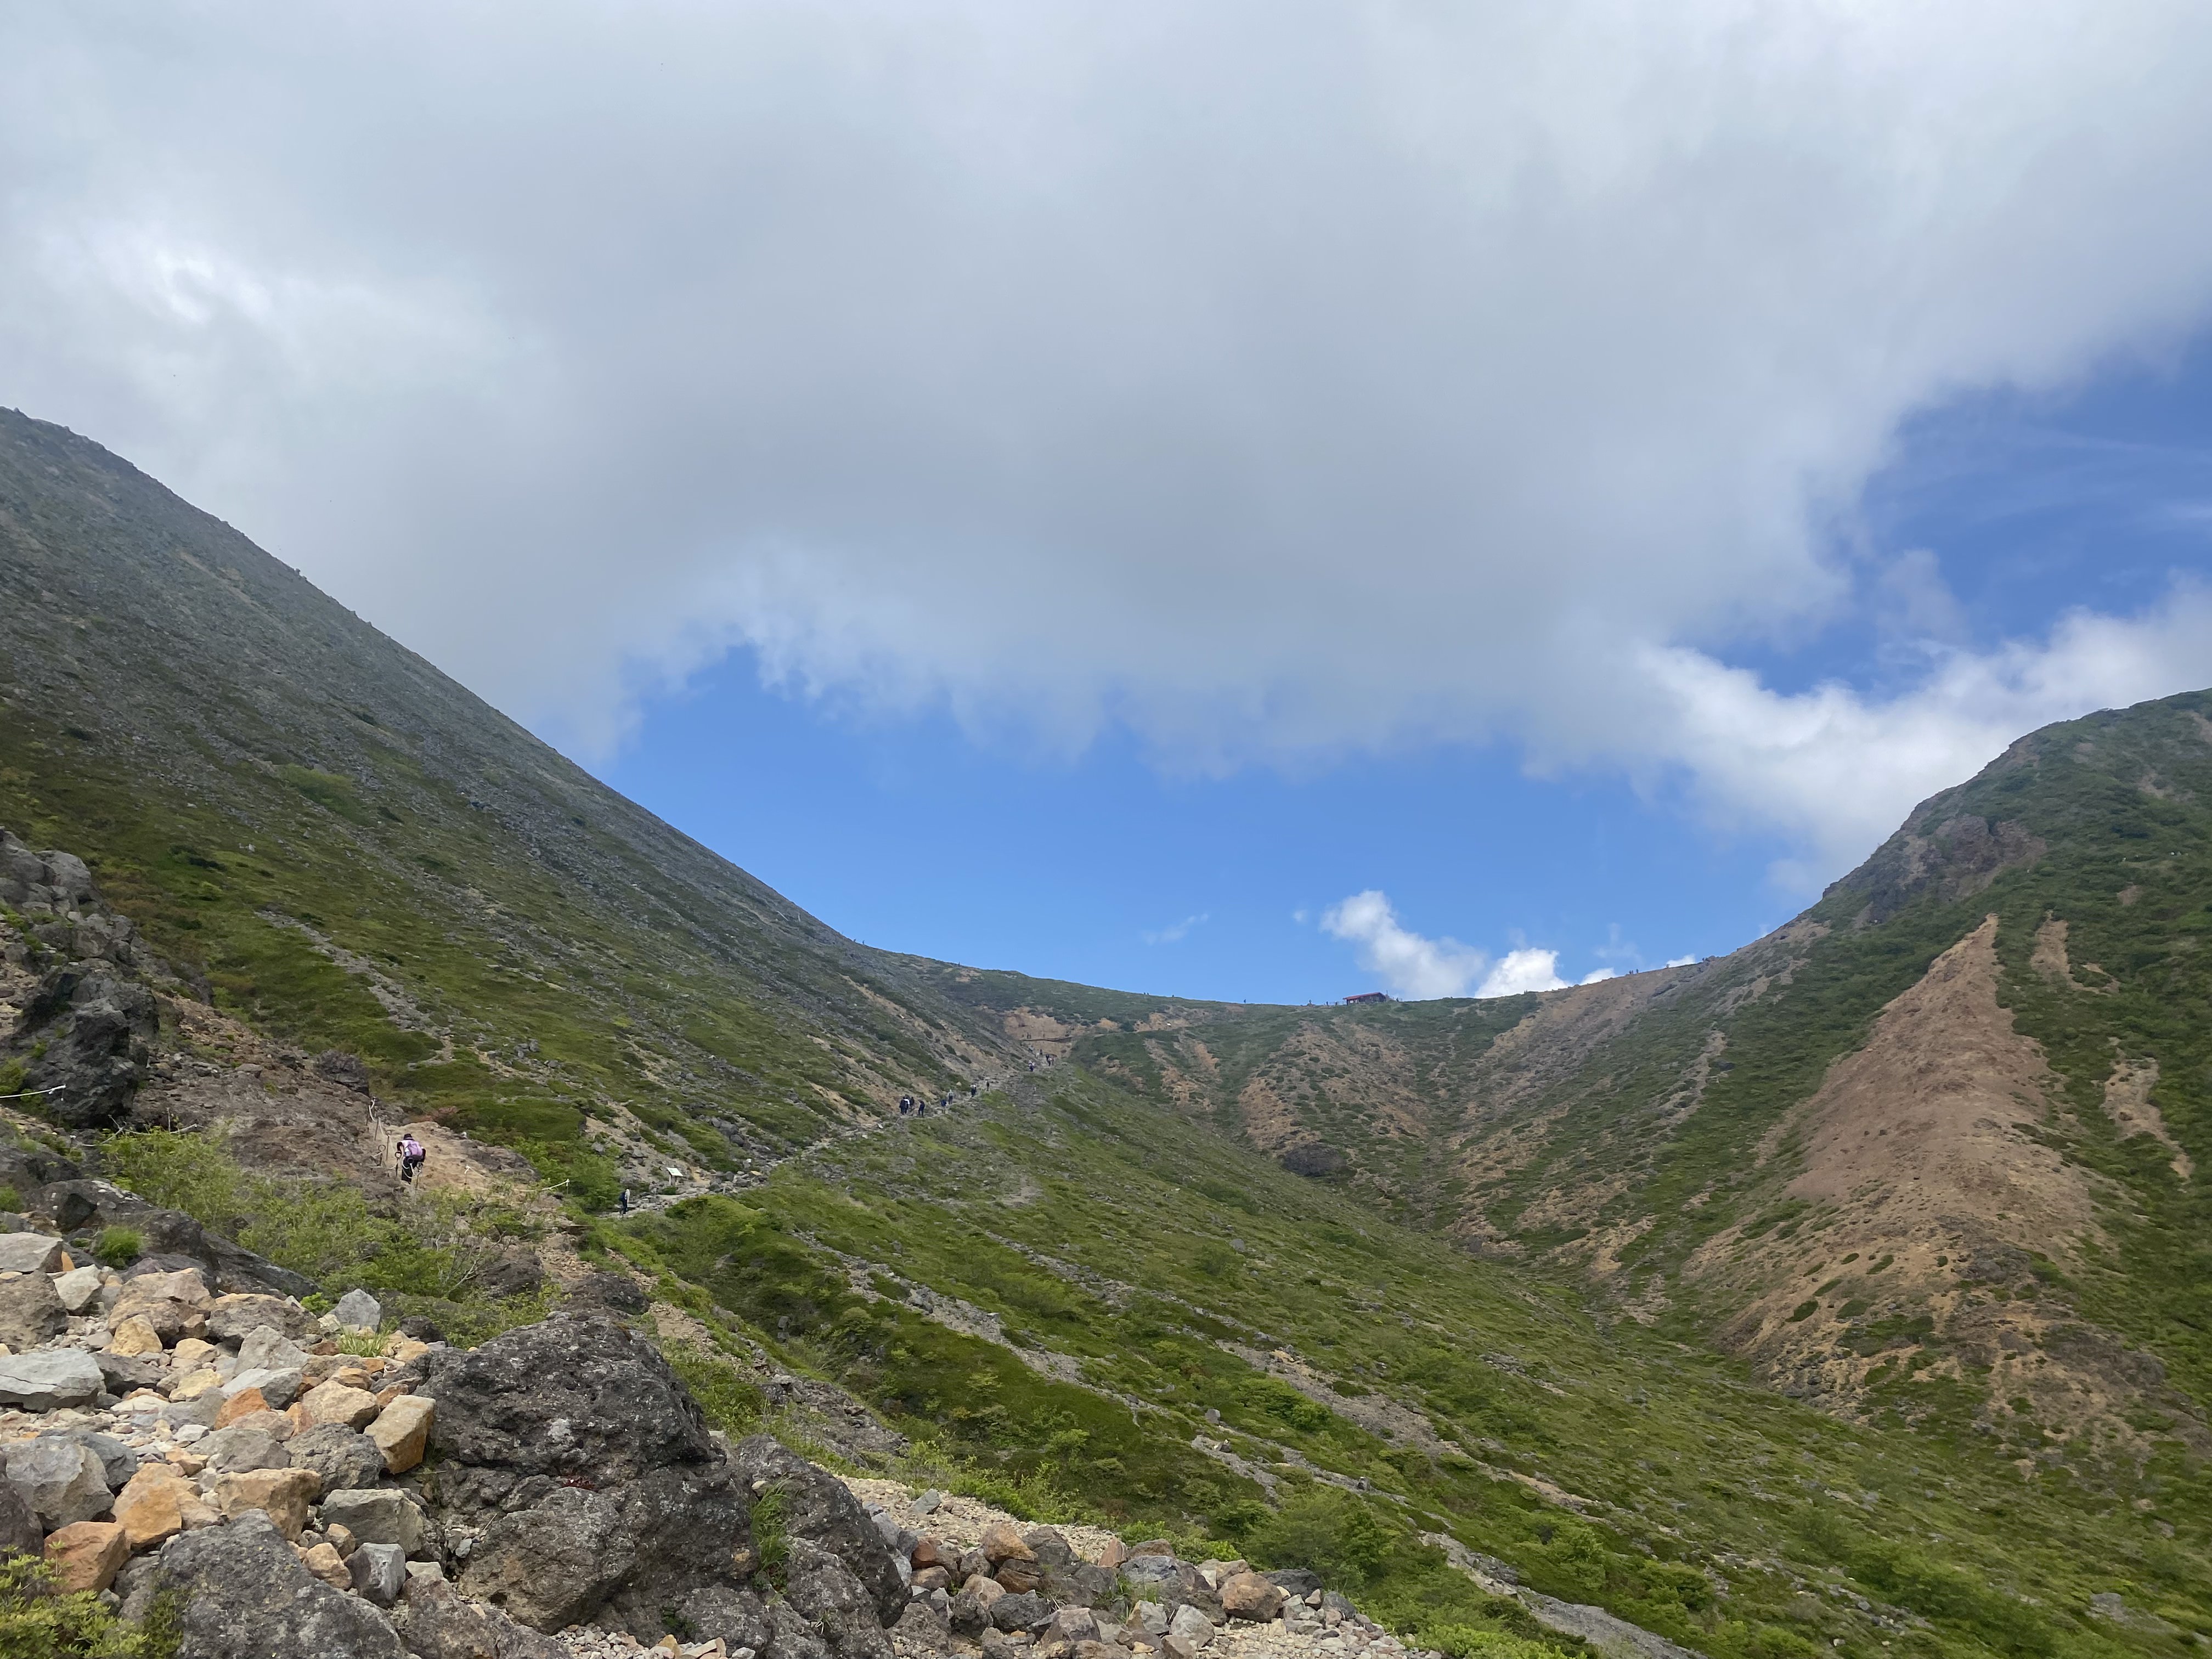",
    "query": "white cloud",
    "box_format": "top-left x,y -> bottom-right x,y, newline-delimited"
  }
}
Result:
1607,585 -> 2212,885
1143,913 -> 1209,946
1479,950 -> 1572,998
1579,967 -> 1619,986
1664,955 -> 1697,968
1319,892 -> 1588,999
1319,891 -> 1486,999
8,3 -> 2212,870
